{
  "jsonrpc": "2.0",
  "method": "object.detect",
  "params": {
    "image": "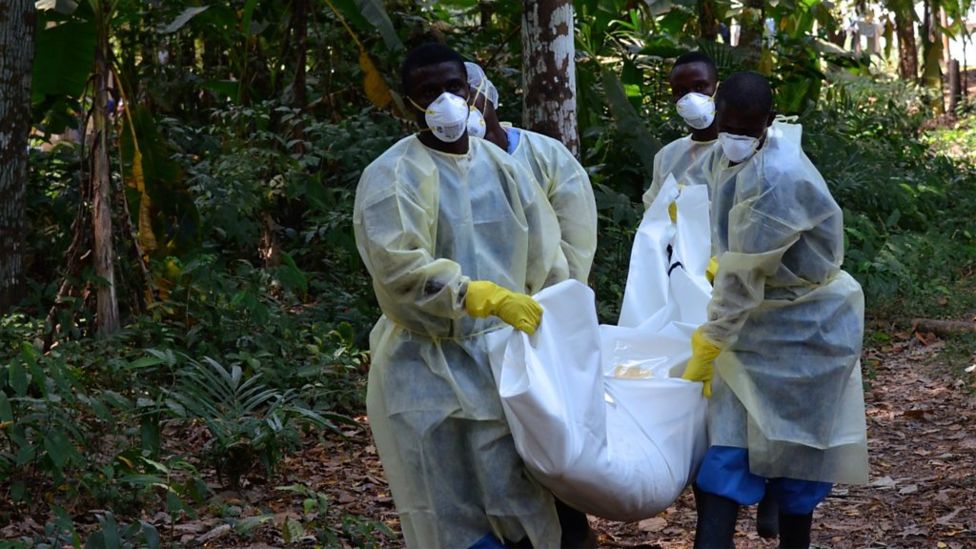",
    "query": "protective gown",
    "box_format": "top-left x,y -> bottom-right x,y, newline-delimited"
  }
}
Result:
510,129 -> 598,282
643,135 -> 717,210
699,121 -> 869,485
353,135 -> 569,548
